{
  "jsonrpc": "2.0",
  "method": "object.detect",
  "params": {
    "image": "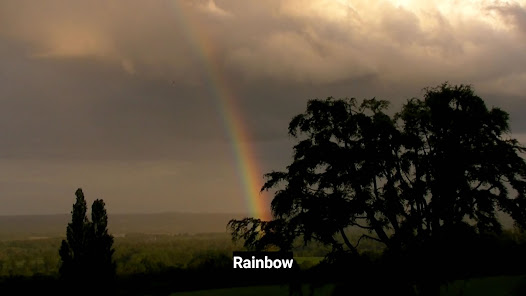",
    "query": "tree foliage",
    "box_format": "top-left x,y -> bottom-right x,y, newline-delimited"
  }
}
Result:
228,83 -> 526,279
59,188 -> 115,287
